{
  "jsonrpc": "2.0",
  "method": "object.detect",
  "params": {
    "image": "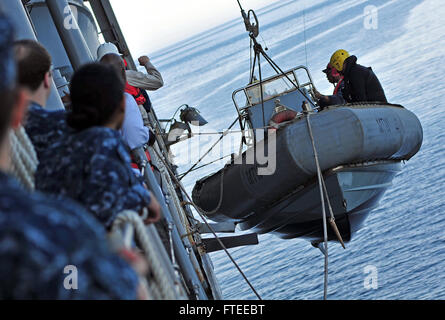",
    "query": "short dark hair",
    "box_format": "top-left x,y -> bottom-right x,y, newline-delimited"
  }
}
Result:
100,53 -> 126,83
0,88 -> 15,143
67,63 -> 124,131
13,39 -> 51,92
